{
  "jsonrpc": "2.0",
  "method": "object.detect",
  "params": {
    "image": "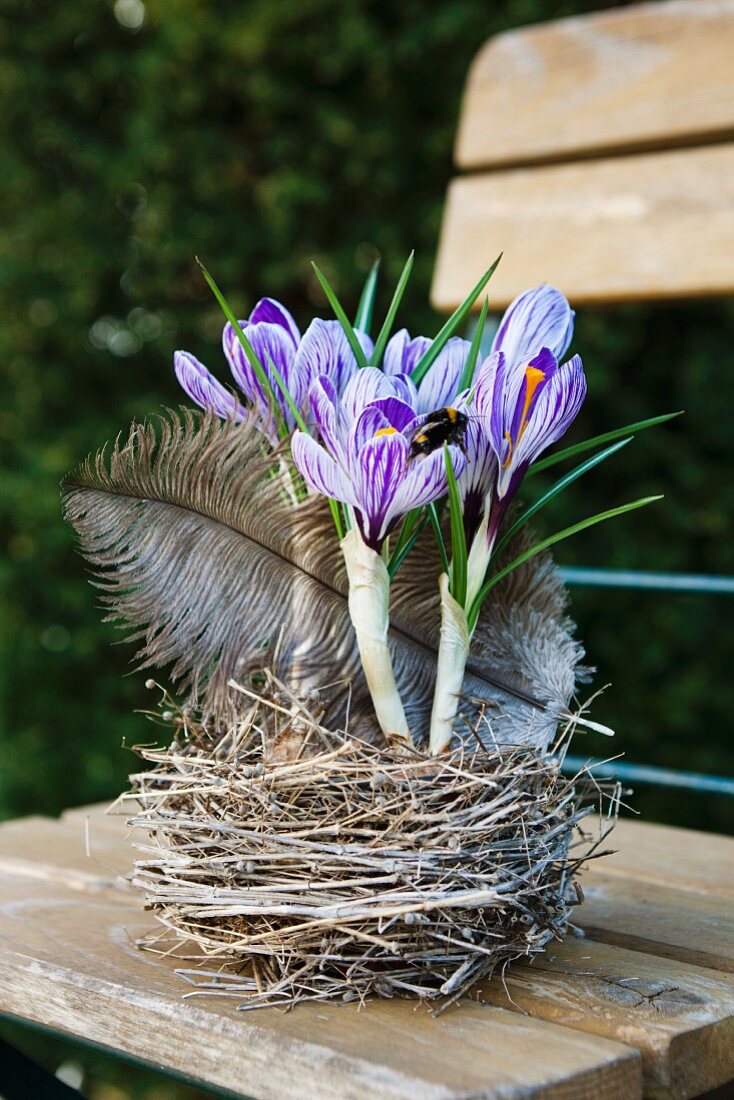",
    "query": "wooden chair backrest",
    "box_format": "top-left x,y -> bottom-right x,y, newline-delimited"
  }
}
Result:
432,0 -> 734,309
